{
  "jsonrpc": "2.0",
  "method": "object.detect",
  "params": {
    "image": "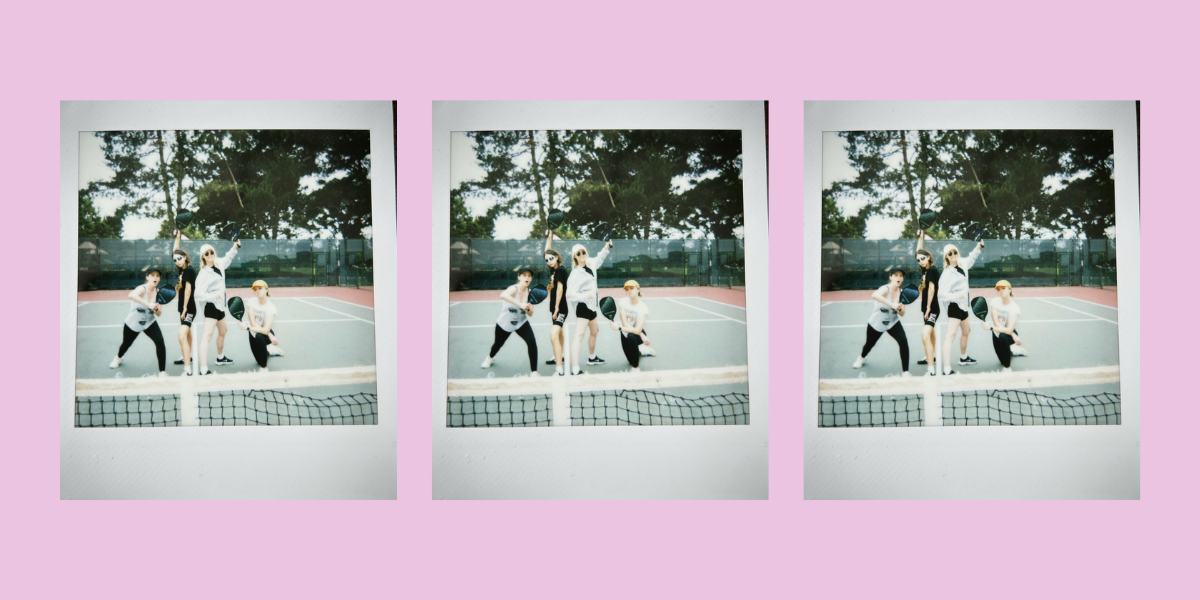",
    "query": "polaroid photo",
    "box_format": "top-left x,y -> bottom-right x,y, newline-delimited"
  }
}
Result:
433,101 -> 768,499
61,101 -> 397,499
804,101 -> 1140,499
